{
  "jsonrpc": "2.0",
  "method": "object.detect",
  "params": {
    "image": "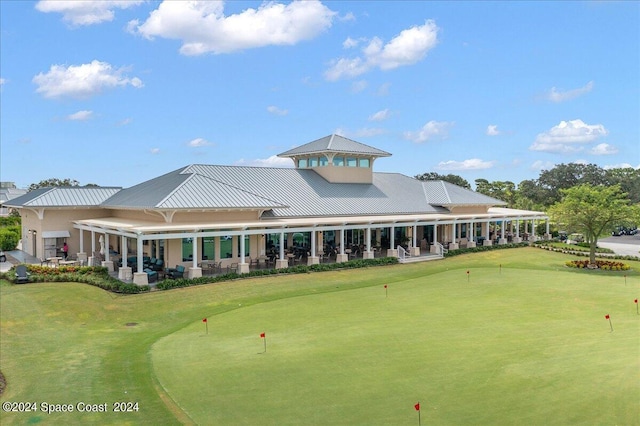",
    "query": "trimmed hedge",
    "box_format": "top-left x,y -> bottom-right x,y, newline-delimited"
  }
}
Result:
444,242 -> 530,257
156,257 -> 399,290
534,241 -> 640,262
0,265 -> 149,294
